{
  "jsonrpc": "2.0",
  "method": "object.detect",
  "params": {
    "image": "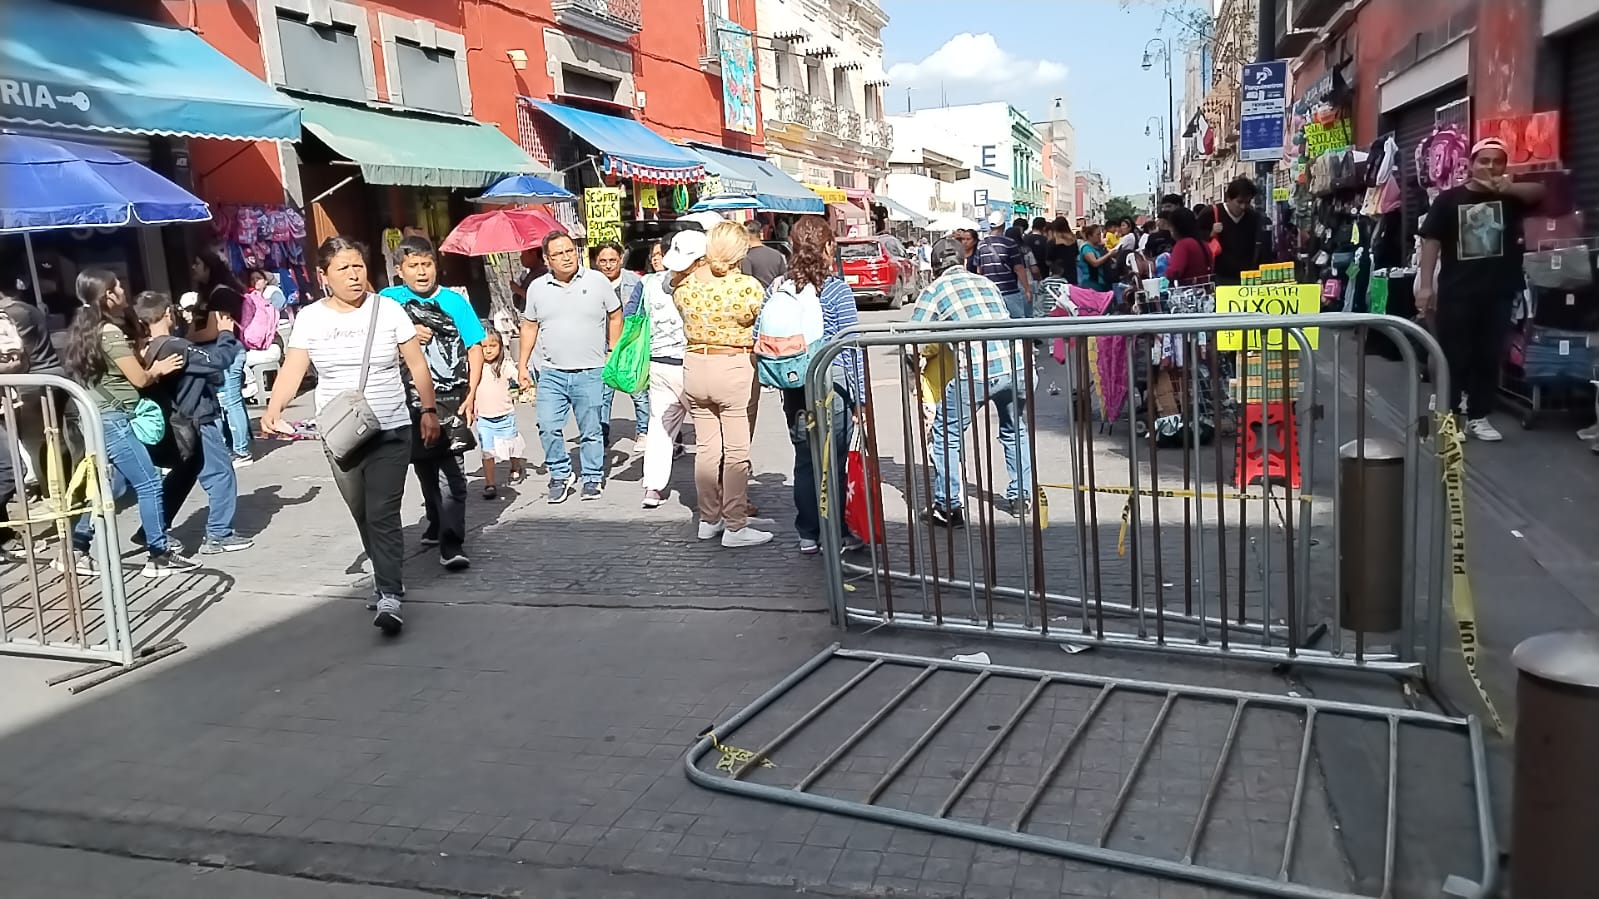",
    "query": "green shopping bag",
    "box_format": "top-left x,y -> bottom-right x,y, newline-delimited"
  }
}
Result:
602,305 -> 651,393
